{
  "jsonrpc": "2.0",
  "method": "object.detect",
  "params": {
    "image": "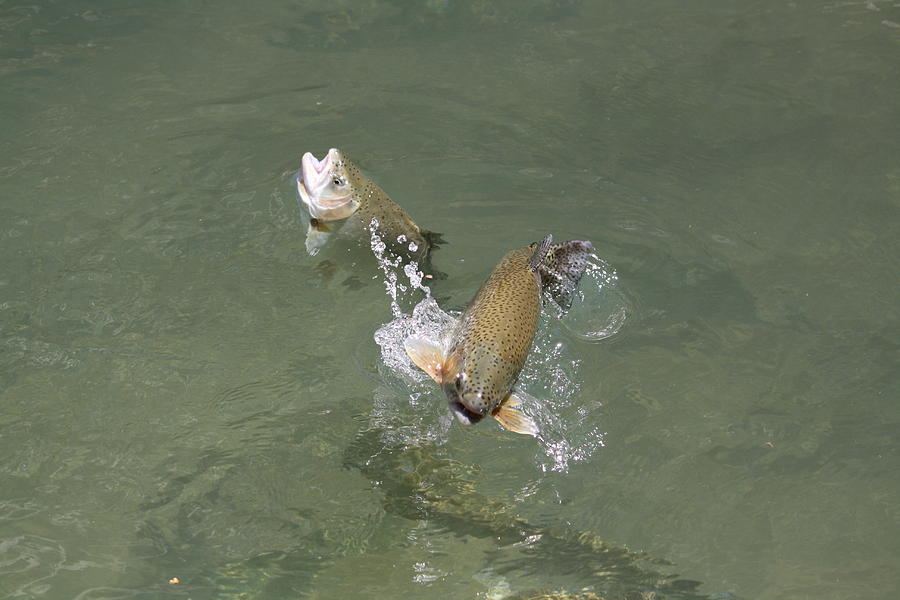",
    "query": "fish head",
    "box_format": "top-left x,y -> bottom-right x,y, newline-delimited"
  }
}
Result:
404,337 -> 484,425
442,370 -> 492,426
297,148 -> 358,221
